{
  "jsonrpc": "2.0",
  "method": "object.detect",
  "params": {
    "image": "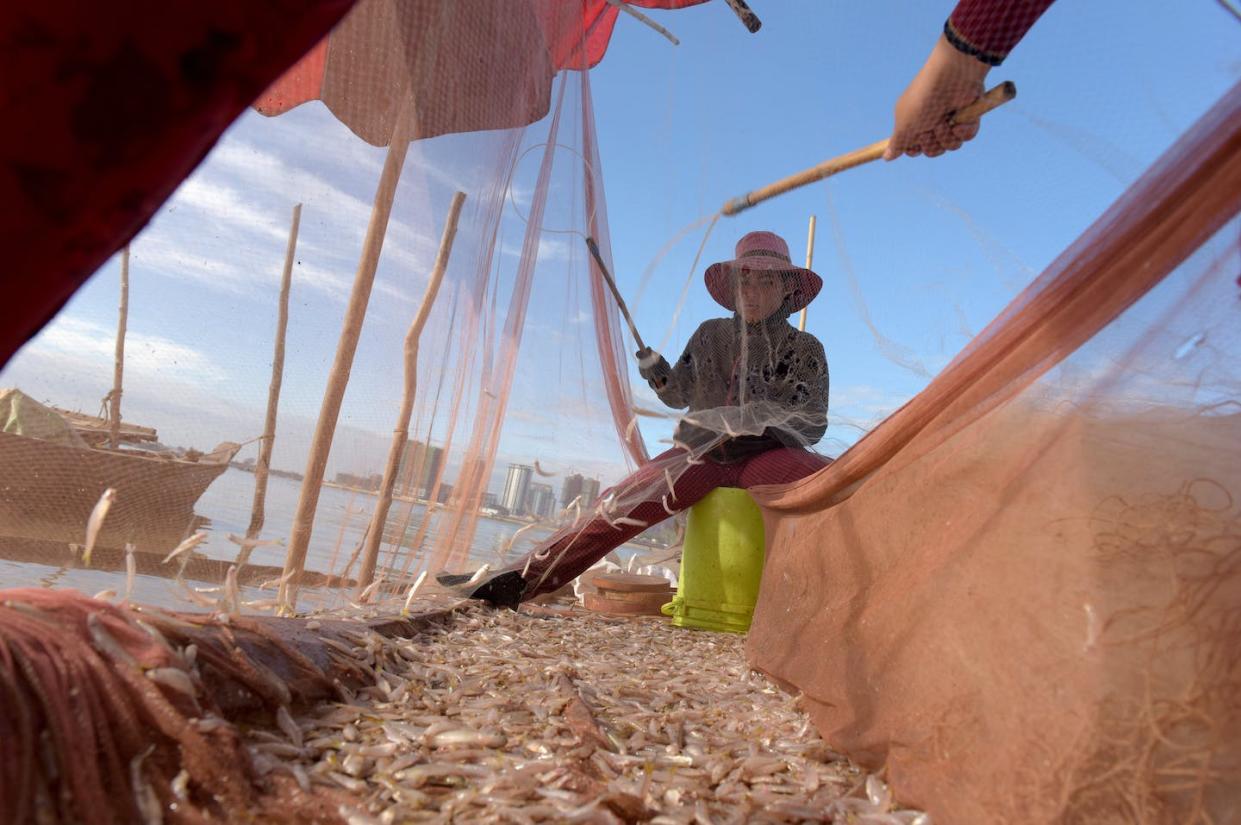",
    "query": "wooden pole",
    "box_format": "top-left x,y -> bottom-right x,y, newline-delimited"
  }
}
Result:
356,191 -> 467,598
109,247 -> 130,449
722,0 -> 762,32
585,237 -> 646,352
278,96 -> 415,610
722,81 -> 1016,216
247,203 -> 301,540
798,215 -> 816,332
